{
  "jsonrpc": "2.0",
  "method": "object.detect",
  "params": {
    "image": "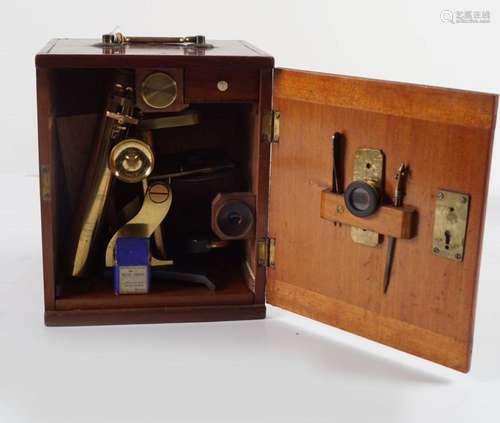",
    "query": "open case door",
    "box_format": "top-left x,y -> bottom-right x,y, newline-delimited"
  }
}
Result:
267,68 -> 497,372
